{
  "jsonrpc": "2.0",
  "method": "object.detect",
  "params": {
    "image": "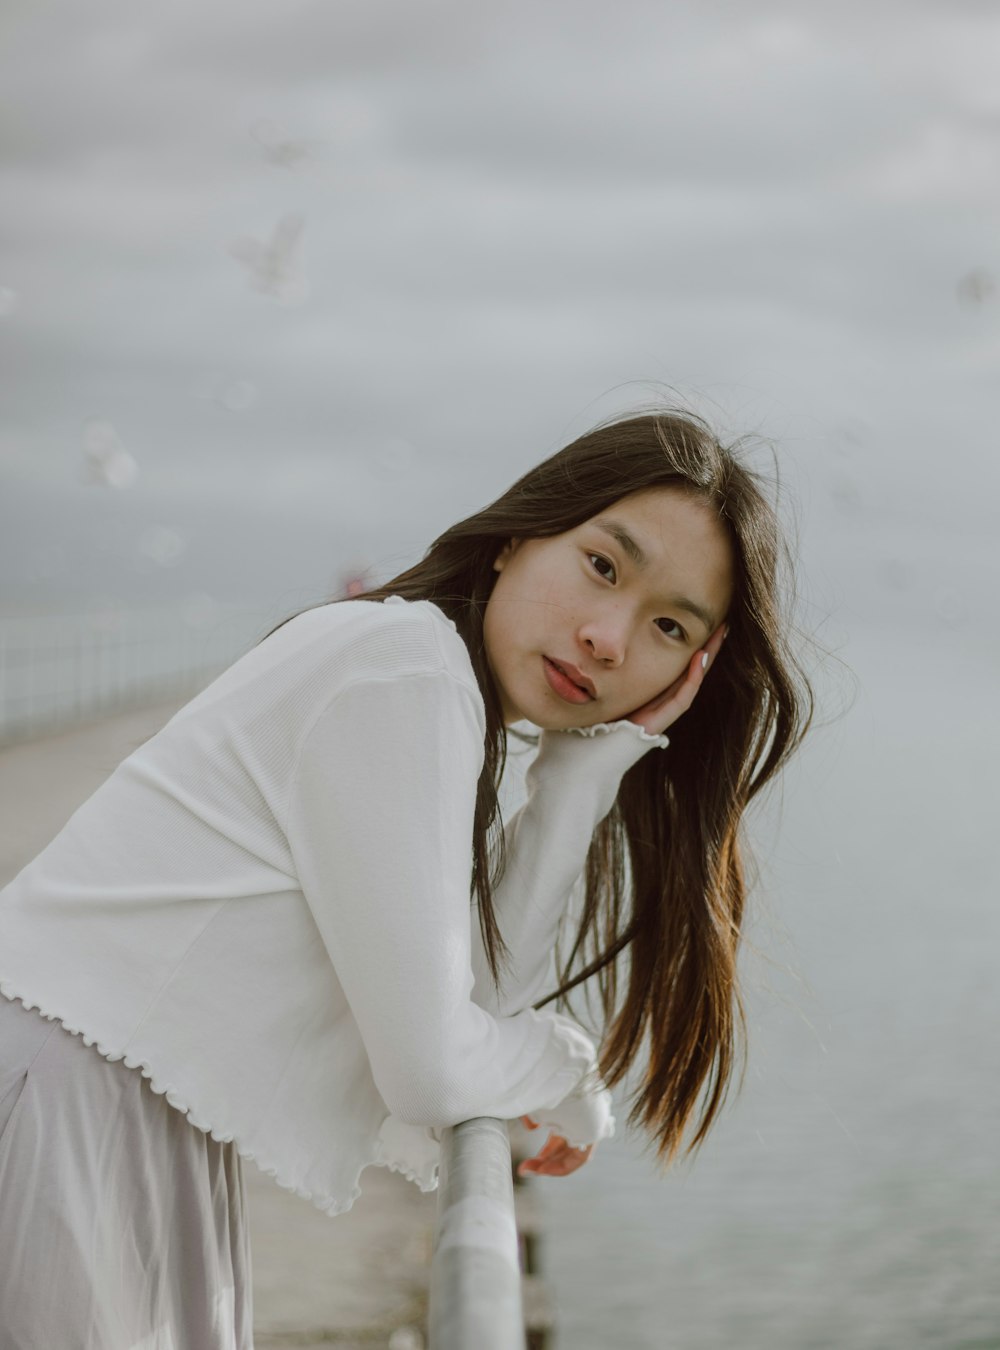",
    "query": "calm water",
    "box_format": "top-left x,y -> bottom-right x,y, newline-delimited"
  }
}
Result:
516,625 -> 999,1349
